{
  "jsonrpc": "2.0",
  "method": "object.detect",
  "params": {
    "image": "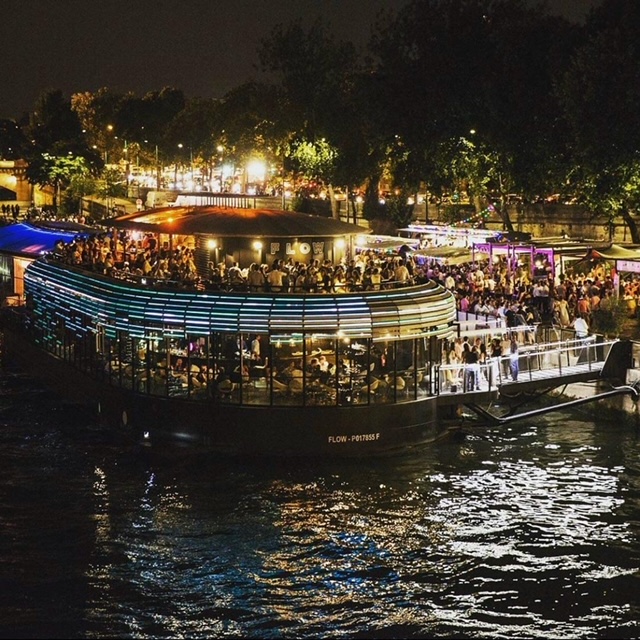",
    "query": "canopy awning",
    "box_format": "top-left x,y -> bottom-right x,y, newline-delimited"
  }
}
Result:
585,244 -> 640,261
0,222 -> 95,257
409,245 -> 489,265
355,235 -> 421,251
